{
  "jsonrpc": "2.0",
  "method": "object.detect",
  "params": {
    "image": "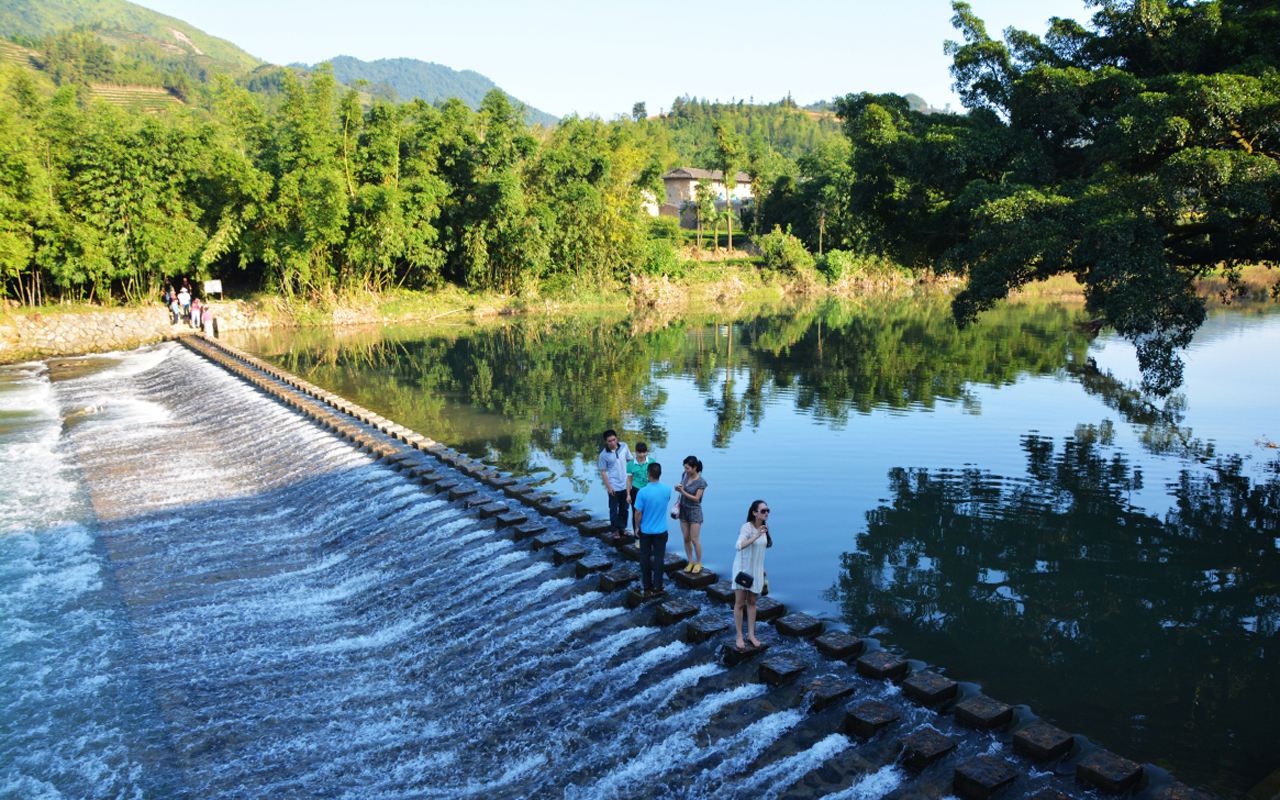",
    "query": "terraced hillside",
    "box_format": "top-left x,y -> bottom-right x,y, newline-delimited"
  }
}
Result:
89,83 -> 183,111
